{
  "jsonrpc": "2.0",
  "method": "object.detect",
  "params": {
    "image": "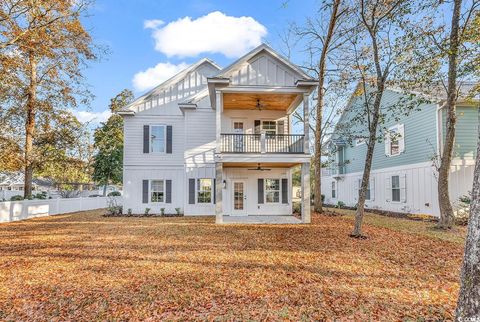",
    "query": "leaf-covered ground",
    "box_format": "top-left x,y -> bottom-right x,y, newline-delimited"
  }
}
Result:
0,210 -> 465,321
